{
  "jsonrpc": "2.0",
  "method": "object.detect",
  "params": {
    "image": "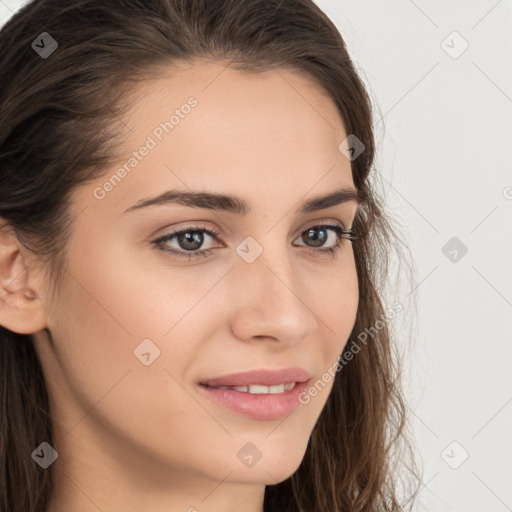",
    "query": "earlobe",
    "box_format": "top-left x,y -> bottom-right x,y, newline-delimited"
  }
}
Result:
0,220 -> 47,335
